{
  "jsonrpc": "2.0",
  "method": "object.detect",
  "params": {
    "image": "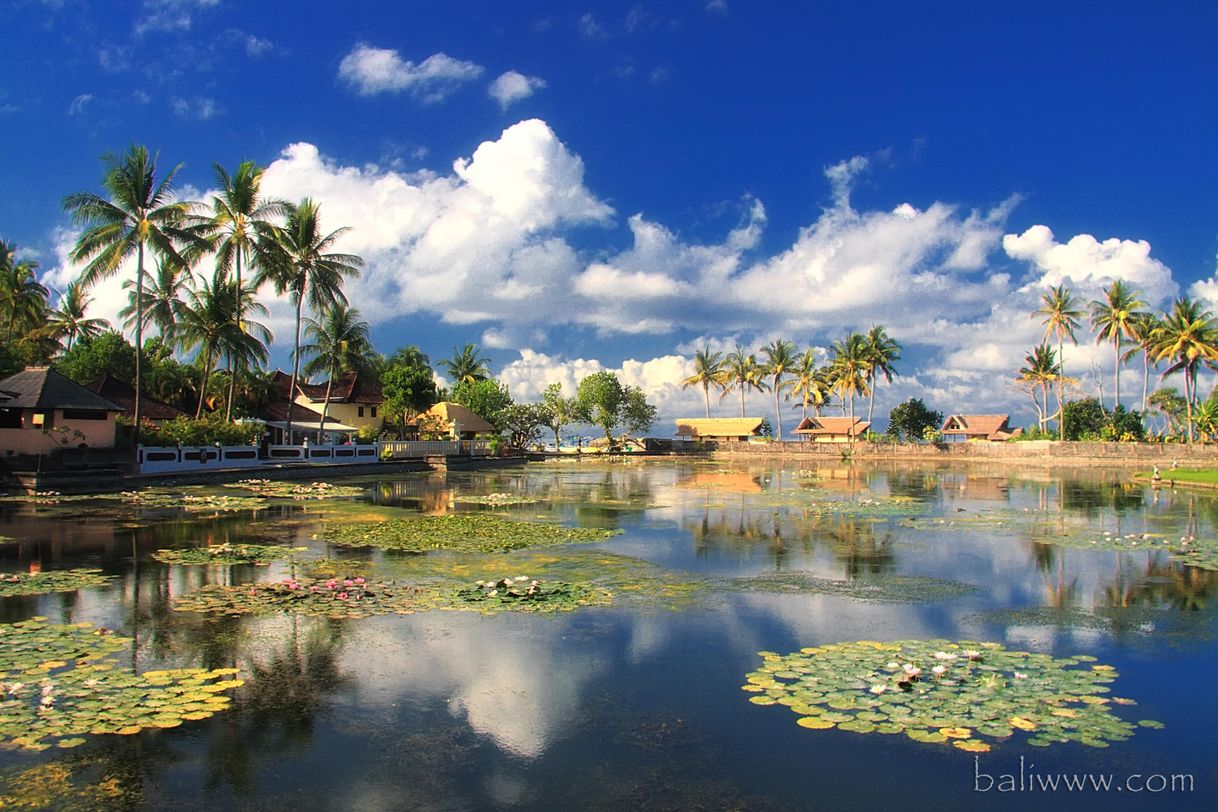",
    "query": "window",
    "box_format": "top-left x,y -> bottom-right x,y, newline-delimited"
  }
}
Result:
0,409 -> 20,429
371,406 -> 377,418
62,409 -> 109,421
358,406 -> 365,417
